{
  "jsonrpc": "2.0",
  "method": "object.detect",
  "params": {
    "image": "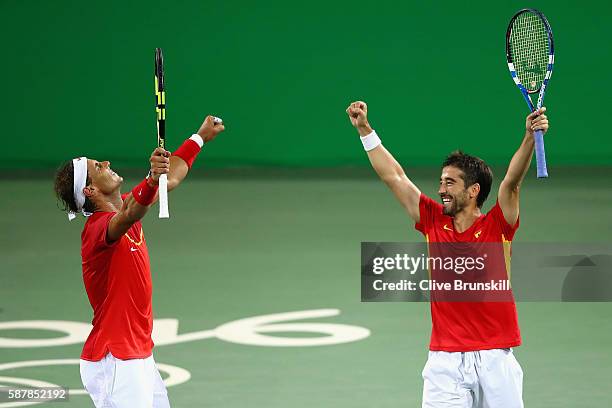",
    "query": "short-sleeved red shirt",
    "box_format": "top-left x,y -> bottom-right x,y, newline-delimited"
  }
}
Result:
80,207 -> 154,361
415,194 -> 521,352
